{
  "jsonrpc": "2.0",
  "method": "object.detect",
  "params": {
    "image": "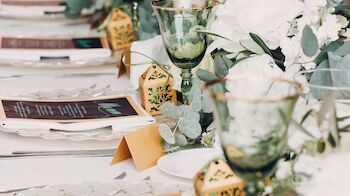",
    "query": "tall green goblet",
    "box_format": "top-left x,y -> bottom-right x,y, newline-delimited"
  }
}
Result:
152,0 -> 218,103
205,77 -> 302,195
